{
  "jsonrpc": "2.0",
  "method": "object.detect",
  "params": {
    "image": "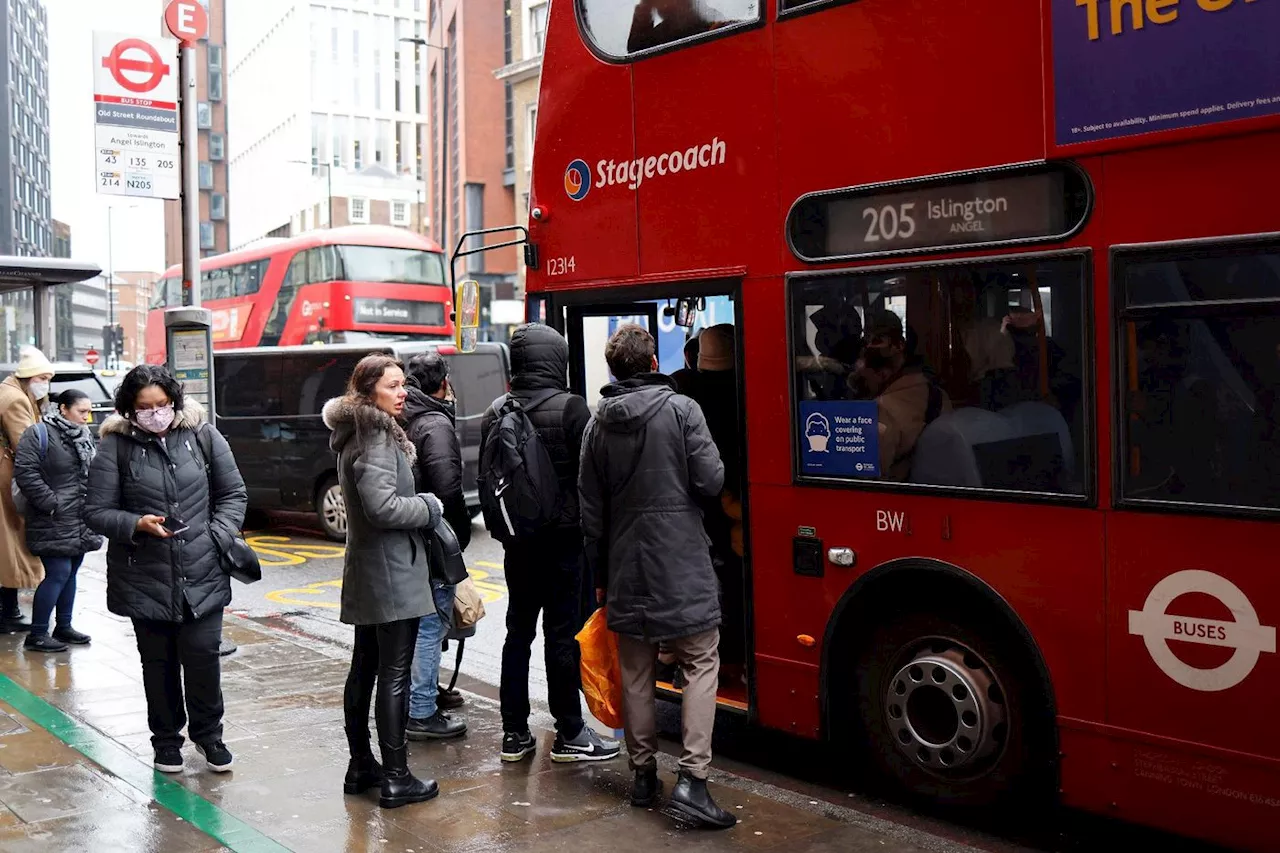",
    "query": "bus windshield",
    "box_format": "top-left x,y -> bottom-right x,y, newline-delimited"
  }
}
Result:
338,246 -> 446,285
